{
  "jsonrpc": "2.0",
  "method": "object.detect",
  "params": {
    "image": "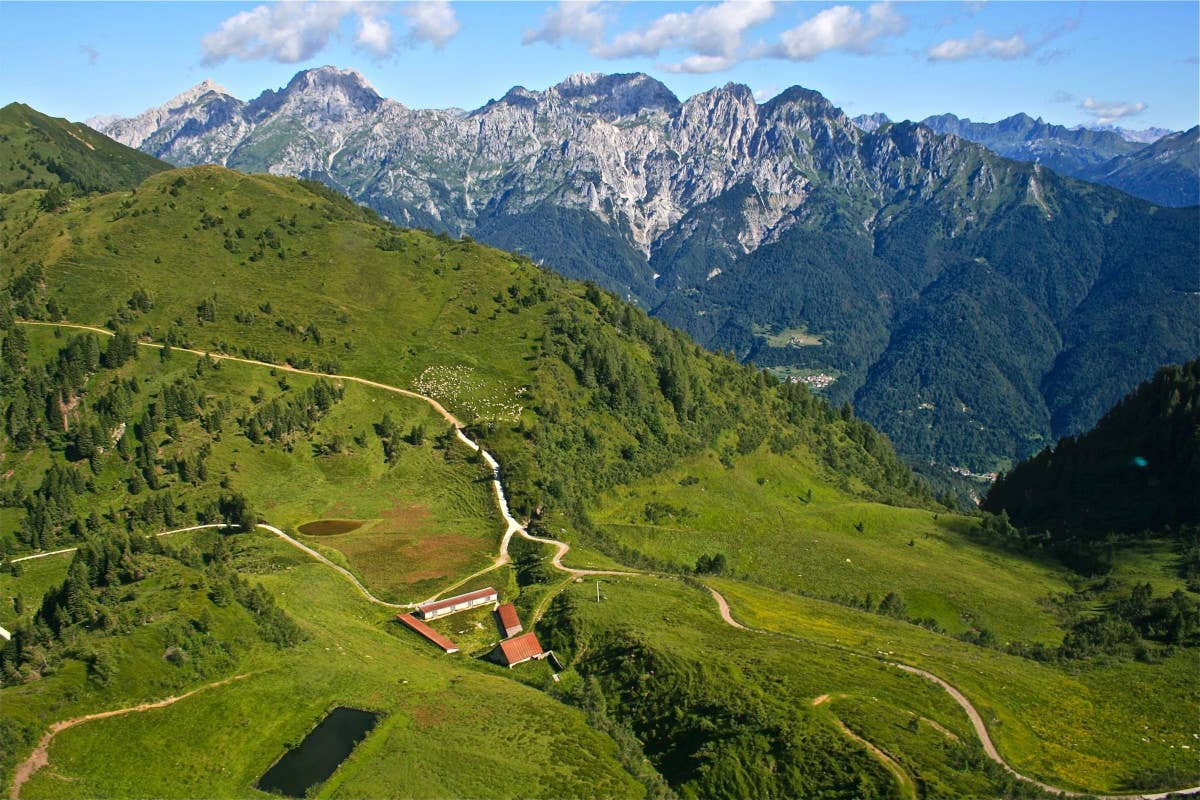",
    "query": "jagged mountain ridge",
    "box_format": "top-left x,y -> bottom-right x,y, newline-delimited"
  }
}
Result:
1081,126 -> 1200,208
91,69 -> 879,266
854,111 -> 1195,207
89,69 -> 1200,472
